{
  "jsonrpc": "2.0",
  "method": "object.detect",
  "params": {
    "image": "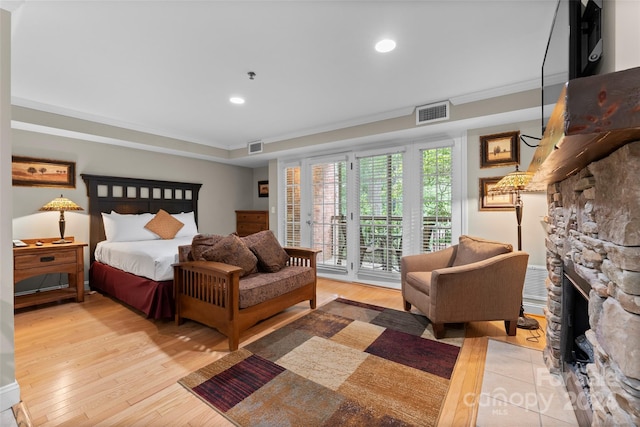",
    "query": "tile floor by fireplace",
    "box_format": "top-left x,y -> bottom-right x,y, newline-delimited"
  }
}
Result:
477,339 -> 579,426
0,409 -> 17,427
